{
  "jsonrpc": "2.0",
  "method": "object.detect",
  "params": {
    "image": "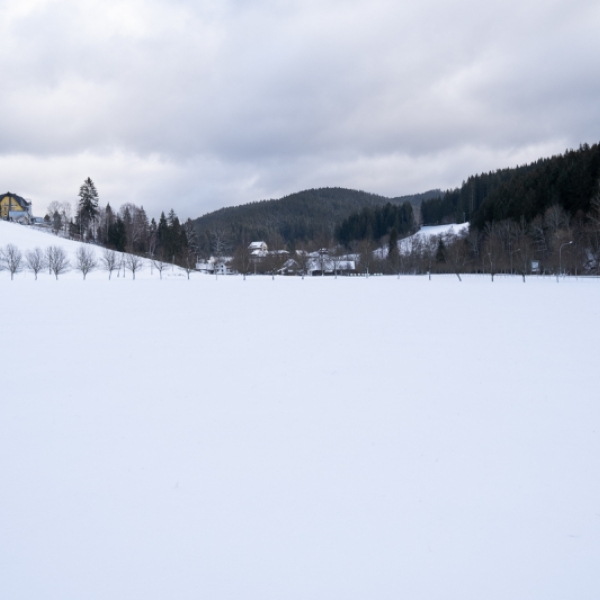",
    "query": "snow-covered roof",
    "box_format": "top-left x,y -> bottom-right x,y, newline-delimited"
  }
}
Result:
248,241 -> 267,250
307,258 -> 355,272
